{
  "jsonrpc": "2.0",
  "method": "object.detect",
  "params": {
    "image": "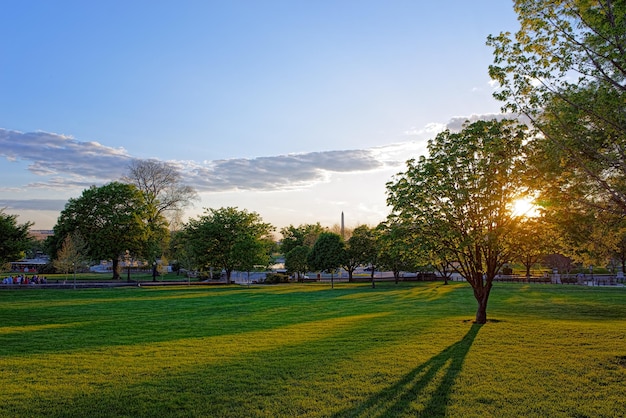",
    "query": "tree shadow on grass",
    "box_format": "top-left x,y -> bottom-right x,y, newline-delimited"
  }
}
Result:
332,323 -> 482,418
